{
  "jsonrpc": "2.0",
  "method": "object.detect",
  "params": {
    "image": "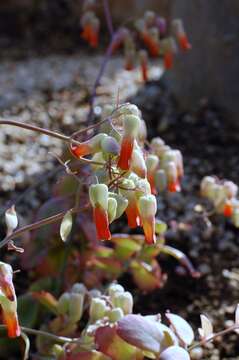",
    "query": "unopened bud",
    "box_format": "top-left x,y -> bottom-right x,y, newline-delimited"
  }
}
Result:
108,307 -> 124,322
146,154 -> 159,173
115,103 -> 140,118
89,184 -> 109,211
108,197 -> 118,223
108,193 -> 128,220
108,283 -> 124,299
58,293 -> 70,315
101,136 -> 120,156
232,208 -> 239,227
223,181 -> 238,199
138,119 -> 147,143
71,283 -> 87,295
144,11 -> 156,27
68,293 -> 84,323
155,169 -> 167,192
200,176 -> 216,197
89,298 -> 108,322
165,161 -> 177,183
5,206 -> 18,234
112,291 -> 133,314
